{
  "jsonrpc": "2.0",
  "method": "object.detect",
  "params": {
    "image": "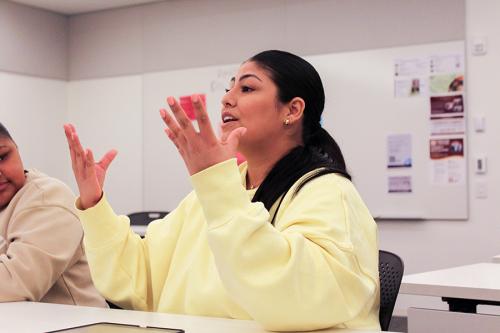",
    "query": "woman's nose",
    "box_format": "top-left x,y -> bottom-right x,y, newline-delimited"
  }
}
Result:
221,90 -> 235,108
